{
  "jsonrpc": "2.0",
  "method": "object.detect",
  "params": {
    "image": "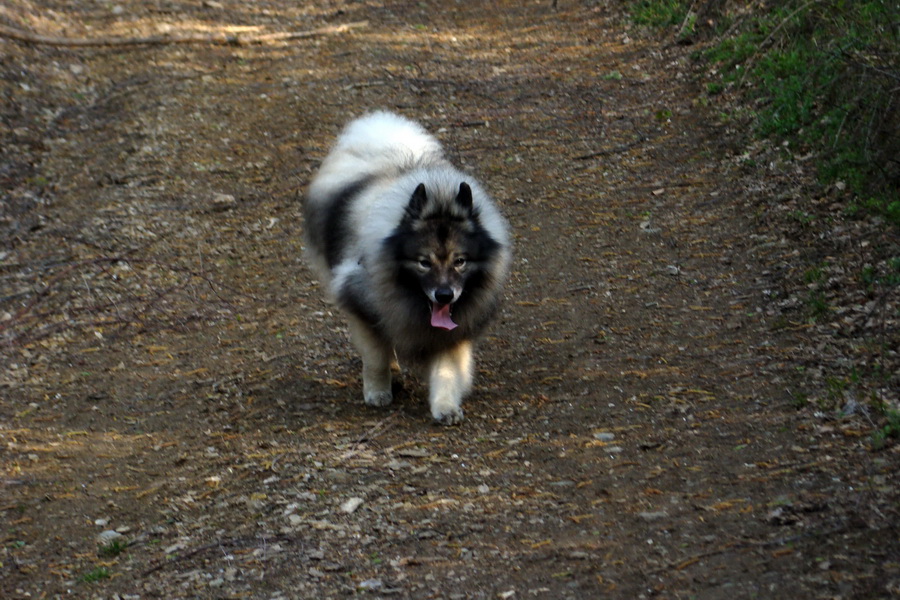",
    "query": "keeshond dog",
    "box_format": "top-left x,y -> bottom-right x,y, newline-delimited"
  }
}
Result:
303,111 -> 511,425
